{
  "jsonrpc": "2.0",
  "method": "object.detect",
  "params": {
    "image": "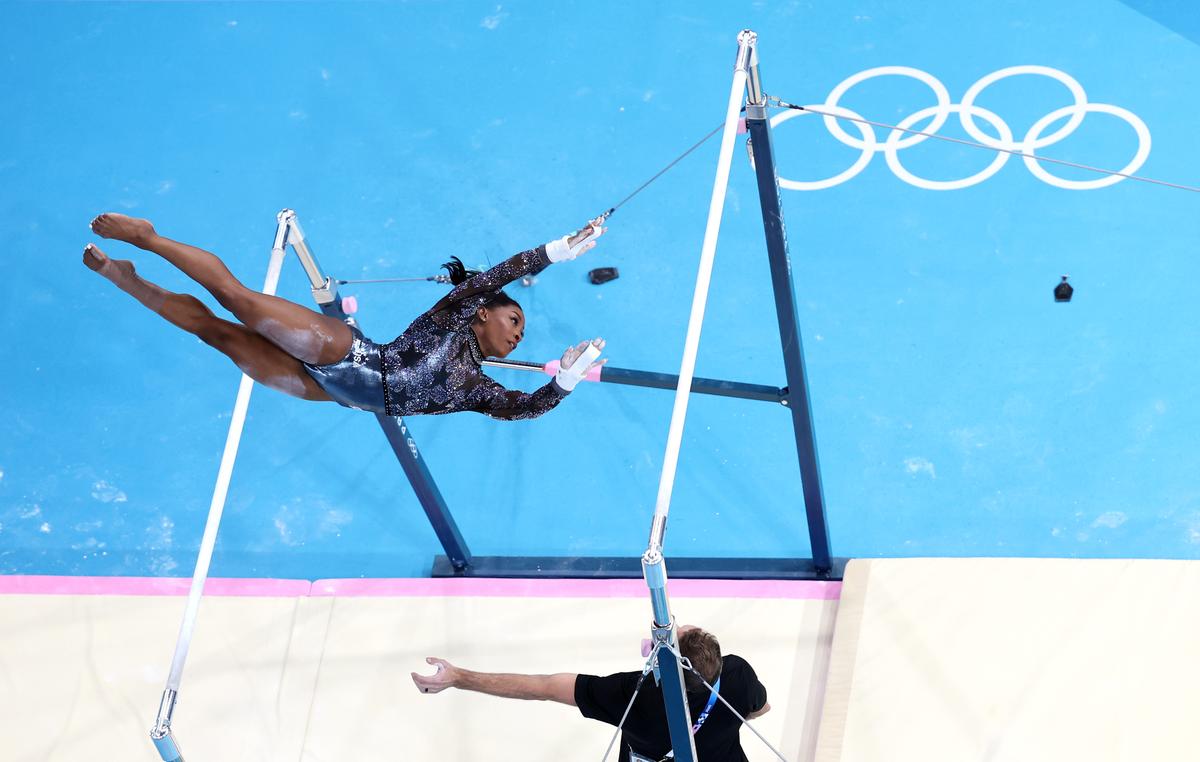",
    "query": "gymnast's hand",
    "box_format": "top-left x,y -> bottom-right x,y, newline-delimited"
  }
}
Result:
562,338 -> 606,371
412,657 -> 458,694
546,217 -> 607,263
556,338 -> 607,392
568,216 -> 607,248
